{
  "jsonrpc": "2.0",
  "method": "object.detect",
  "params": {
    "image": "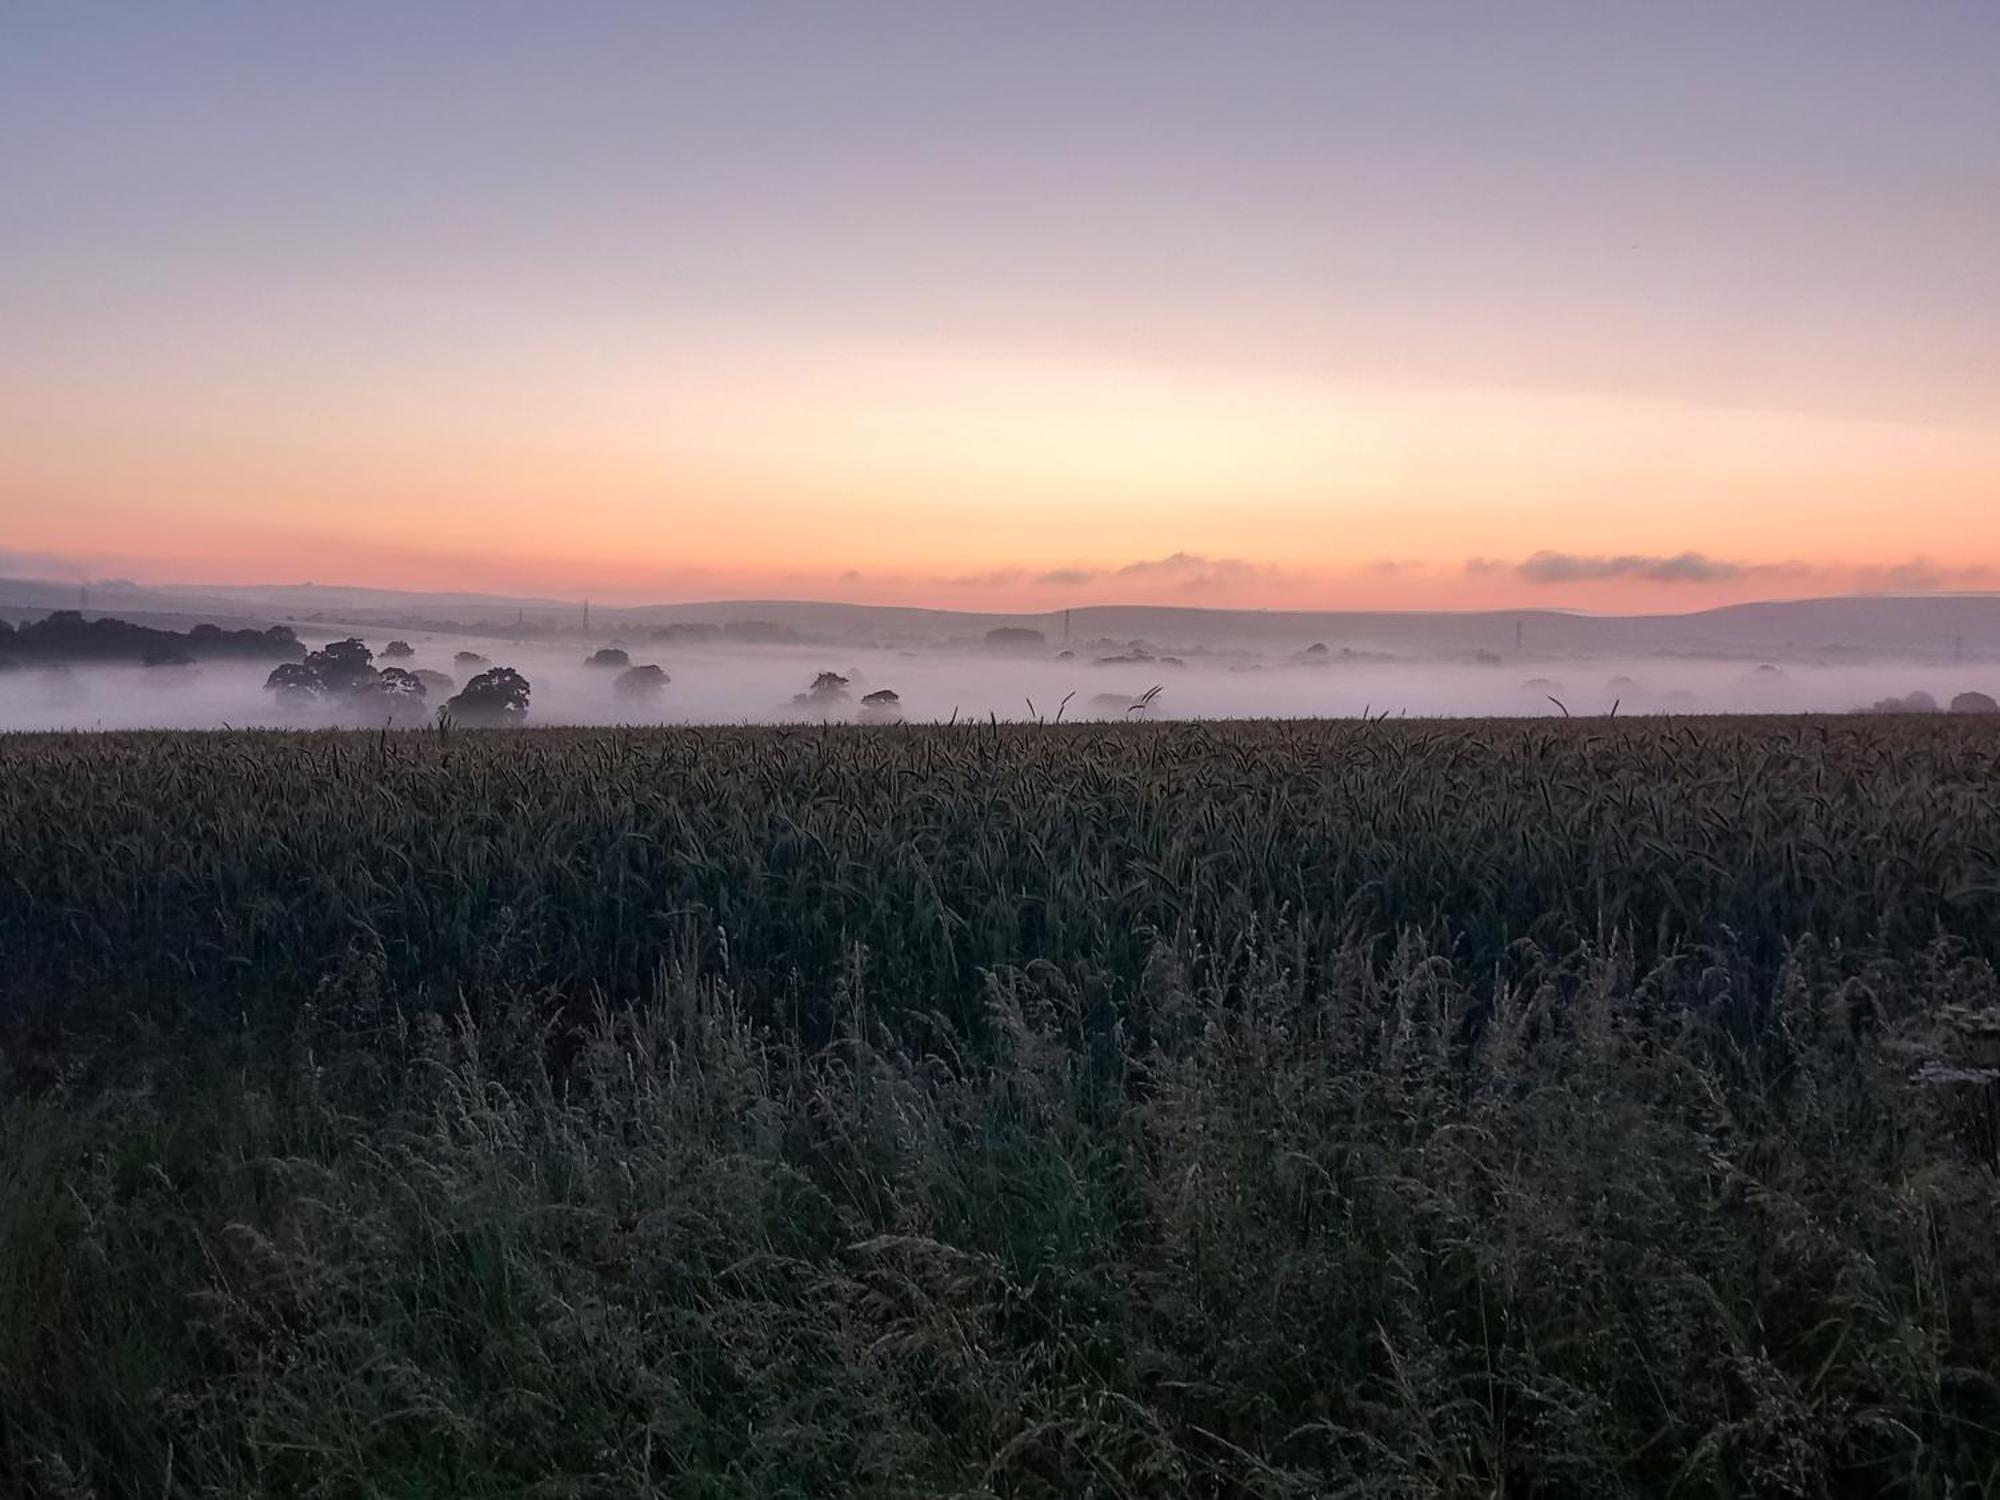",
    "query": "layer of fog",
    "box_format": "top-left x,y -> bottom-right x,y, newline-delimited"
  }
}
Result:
4,630 -> 2000,731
